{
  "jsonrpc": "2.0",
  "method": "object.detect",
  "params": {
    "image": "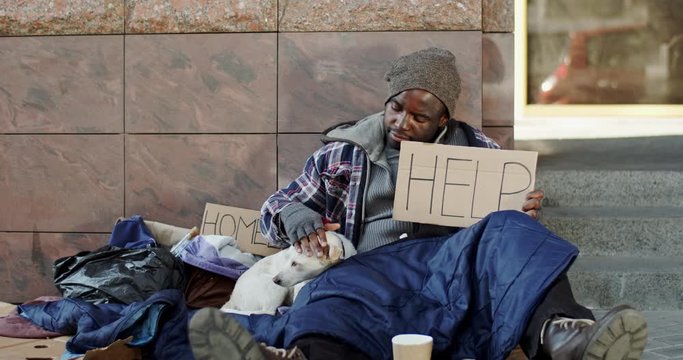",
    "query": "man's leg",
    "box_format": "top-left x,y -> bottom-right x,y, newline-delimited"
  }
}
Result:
521,274 -> 595,358
520,274 -> 648,360
294,334 -> 371,360
189,308 -> 306,360
188,308 -> 370,360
